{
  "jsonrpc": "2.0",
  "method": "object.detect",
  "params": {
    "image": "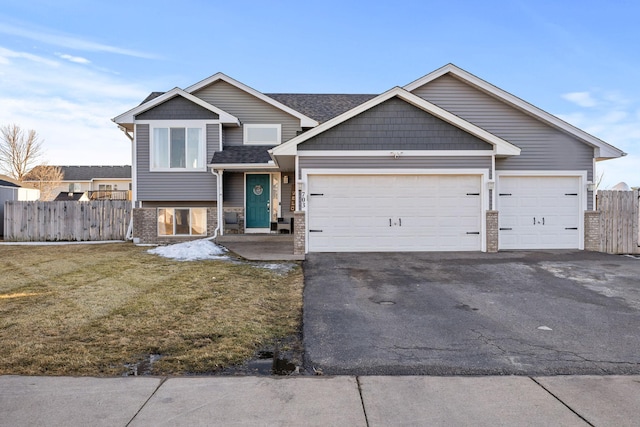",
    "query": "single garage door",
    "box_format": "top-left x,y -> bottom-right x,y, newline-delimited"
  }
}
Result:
498,176 -> 581,250
307,174 -> 482,252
